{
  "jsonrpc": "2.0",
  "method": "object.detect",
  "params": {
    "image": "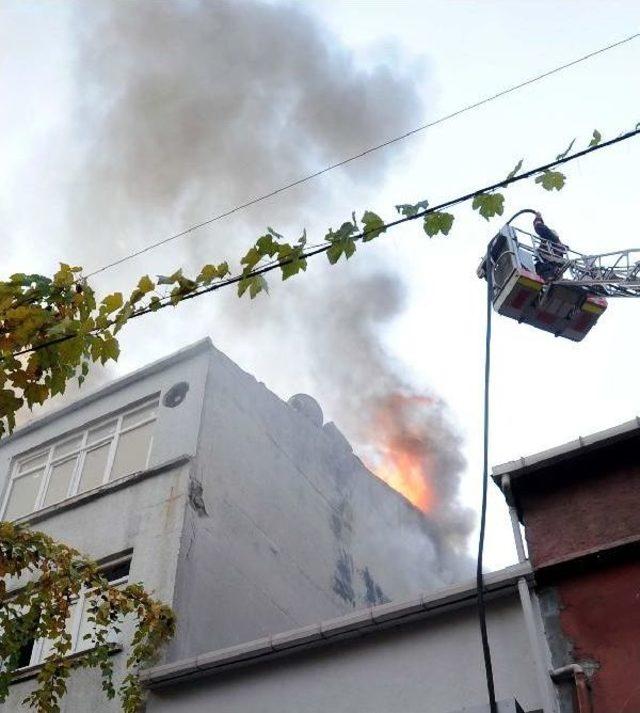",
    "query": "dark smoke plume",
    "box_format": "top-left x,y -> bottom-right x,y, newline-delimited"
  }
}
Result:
61,0 -> 472,577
